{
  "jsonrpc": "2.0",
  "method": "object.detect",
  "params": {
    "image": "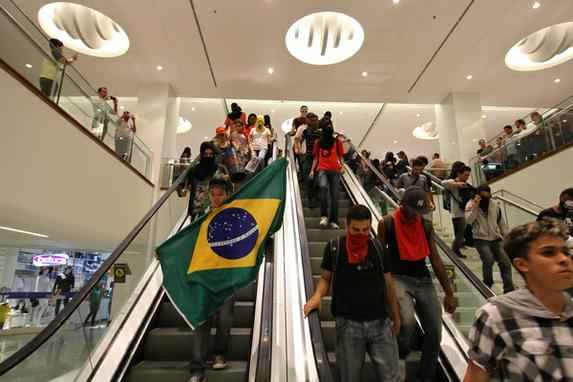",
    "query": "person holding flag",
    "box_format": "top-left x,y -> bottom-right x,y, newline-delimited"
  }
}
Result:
157,158 -> 287,382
